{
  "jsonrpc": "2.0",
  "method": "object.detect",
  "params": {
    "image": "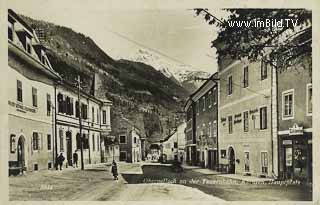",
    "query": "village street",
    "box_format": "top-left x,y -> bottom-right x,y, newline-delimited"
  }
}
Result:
9,162 -> 311,201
